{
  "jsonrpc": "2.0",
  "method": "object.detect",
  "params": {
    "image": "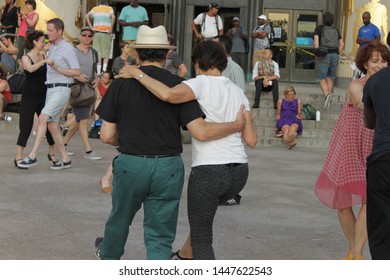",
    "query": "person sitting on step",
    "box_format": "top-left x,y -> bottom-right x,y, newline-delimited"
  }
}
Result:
276,85 -> 303,149
252,48 -> 279,109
